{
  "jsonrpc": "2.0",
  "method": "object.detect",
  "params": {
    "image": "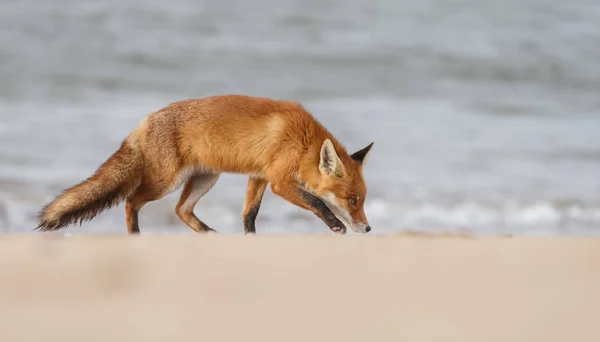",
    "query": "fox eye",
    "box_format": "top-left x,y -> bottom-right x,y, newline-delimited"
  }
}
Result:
348,198 -> 357,206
